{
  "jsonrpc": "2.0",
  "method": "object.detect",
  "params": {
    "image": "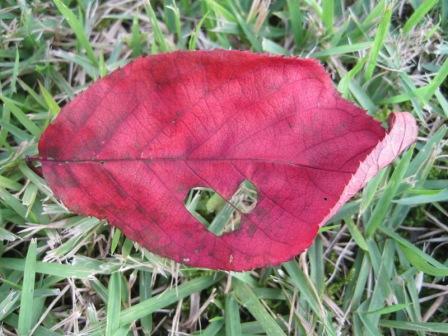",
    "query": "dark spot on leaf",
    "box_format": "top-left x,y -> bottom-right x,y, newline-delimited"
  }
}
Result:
247,223 -> 257,237
44,146 -> 60,159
